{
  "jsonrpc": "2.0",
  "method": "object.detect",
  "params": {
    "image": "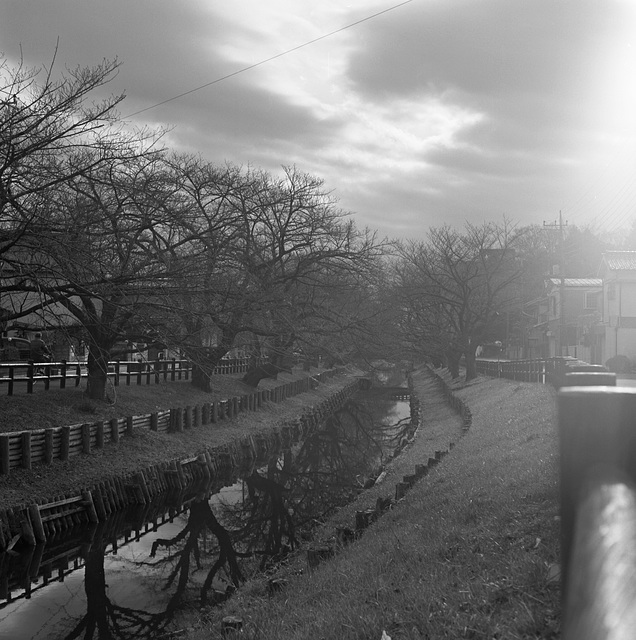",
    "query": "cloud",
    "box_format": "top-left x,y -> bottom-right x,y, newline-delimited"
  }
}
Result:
2,0 -> 635,238
345,0 -> 633,170
347,0 -> 619,100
